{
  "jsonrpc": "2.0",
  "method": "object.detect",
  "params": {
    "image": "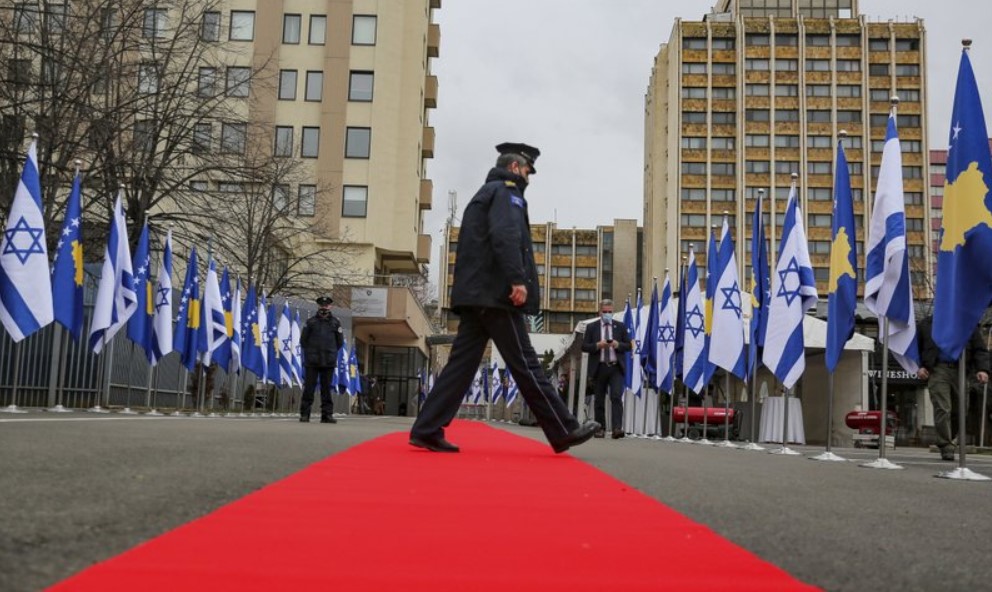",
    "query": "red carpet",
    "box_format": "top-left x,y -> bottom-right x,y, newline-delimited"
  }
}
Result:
52,421 -> 818,591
